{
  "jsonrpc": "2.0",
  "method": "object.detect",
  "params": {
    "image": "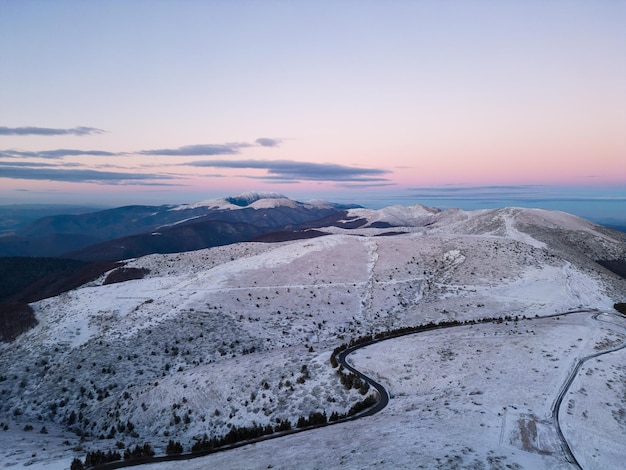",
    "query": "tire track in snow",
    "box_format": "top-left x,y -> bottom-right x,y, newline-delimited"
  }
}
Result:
356,239 -> 379,325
